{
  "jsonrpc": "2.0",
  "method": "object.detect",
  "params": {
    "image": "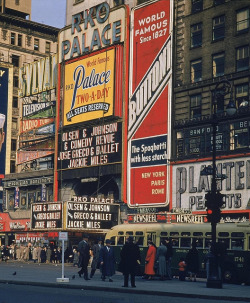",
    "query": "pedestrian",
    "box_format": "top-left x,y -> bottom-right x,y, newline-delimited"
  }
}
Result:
185,241 -> 199,282
144,240 -> 157,280
155,240 -> 167,280
41,247 -> 46,263
23,245 -> 29,262
178,258 -> 186,281
46,246 -> 52,263
99,239 -> 116,282
37,246 -> 42,263
77,234 -> 91,280
73,247 -> 79,267
165,237 -> 173,280
120,236 -> 141,288
90,239 -> 103,278
32,246 -> 38,263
